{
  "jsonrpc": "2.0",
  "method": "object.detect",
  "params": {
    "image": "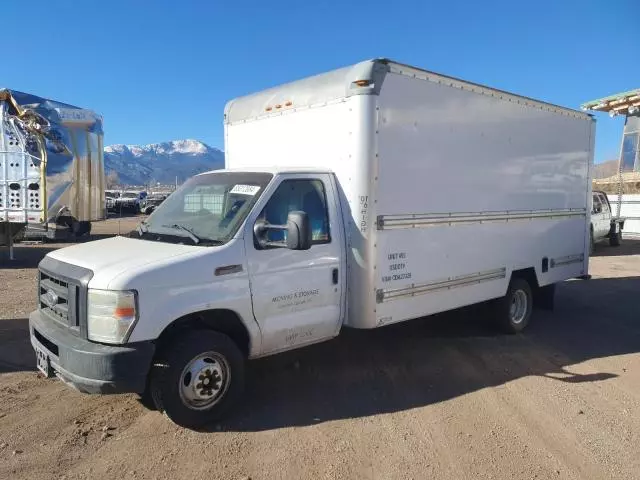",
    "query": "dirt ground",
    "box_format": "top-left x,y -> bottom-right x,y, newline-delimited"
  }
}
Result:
1,219 -> 639,480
